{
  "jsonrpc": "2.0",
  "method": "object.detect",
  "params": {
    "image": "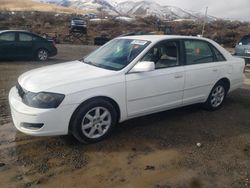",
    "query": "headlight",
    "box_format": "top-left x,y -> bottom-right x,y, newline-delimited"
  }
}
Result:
23,92 -> 65,109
